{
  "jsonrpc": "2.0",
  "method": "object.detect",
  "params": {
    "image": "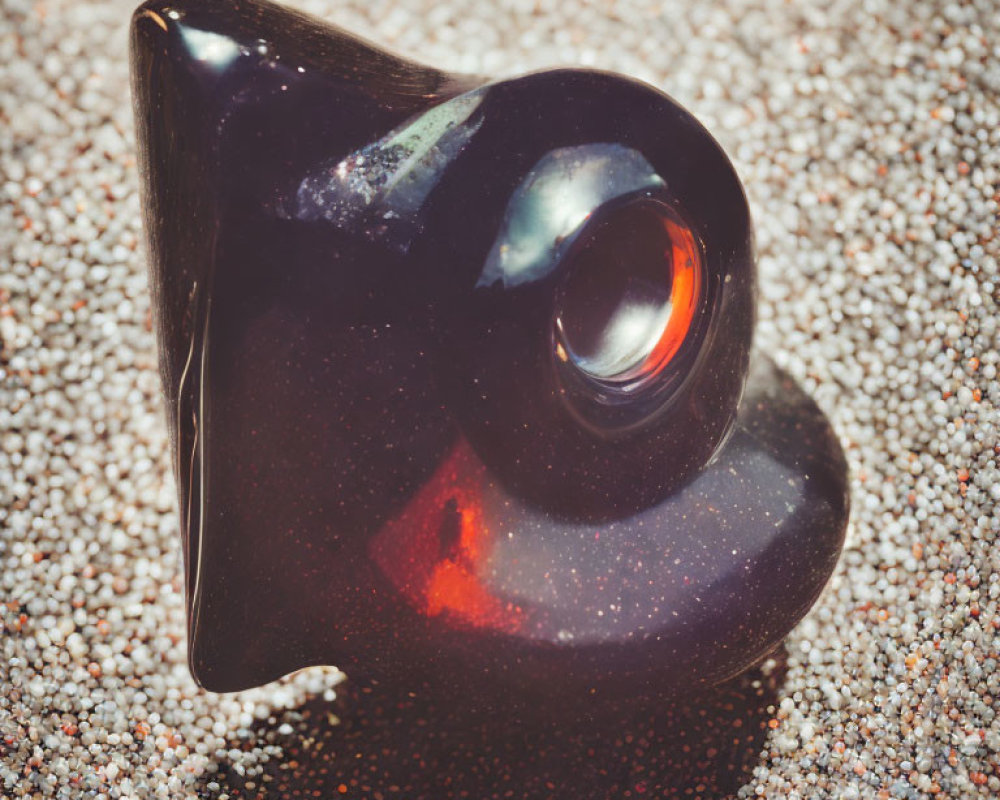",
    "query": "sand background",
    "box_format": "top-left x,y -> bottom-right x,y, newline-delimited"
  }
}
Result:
2,0 -> 999,797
